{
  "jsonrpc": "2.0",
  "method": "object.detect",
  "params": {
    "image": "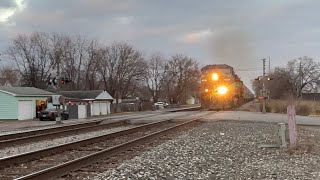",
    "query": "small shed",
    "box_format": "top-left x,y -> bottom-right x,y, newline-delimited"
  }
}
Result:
0,86 -> 55,120
60,90 -> 113,116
